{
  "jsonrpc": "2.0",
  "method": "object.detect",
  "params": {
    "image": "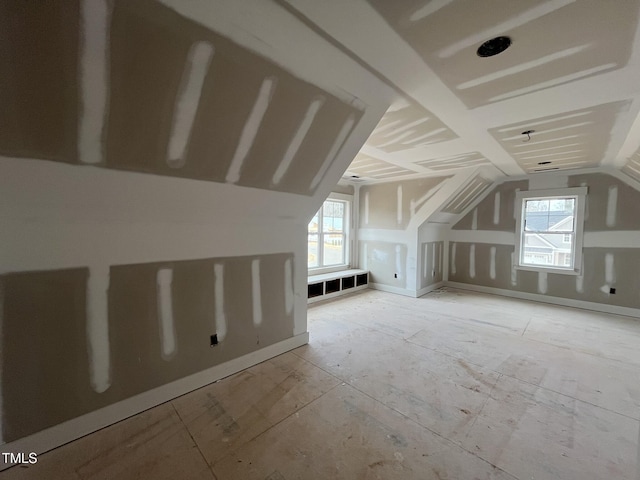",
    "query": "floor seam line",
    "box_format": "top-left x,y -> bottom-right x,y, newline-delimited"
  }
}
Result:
170,402 -> 218,480
403,338 -> 639,421
341,380 -> 515,478
212,382 -> 343,467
